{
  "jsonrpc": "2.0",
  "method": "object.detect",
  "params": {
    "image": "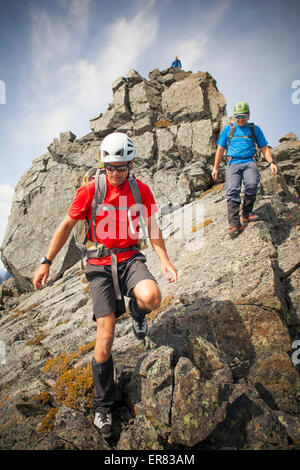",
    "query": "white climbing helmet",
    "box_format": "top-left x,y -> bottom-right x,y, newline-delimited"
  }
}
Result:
100,132 -> 136,163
